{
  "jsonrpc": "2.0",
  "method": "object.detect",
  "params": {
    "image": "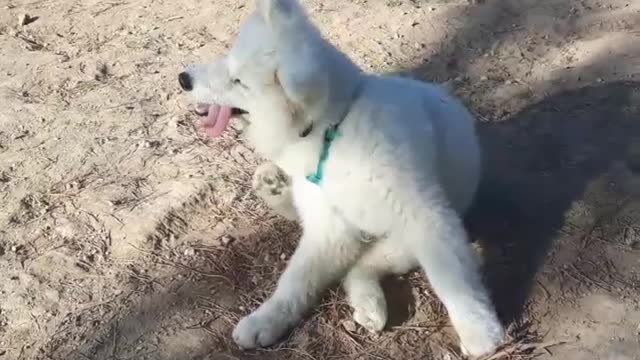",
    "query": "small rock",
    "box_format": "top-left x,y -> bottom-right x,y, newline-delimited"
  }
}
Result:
18,13 -> 36,26
57,53 -> 70,63
342,320 -> 357,332
480,75 -> 489,81
220,235 -> 234,245
279,253 -> 287,261
183,247 -> 196,257
65,181 -> 79,190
